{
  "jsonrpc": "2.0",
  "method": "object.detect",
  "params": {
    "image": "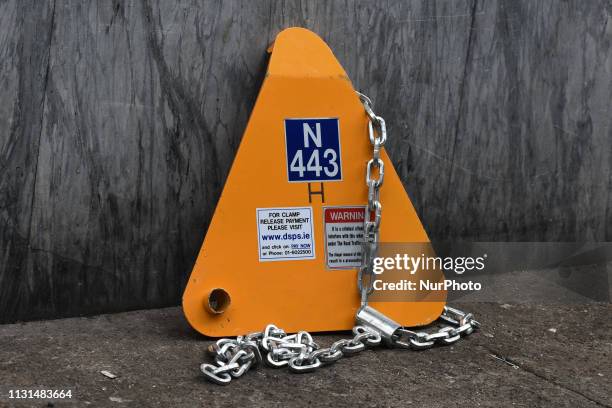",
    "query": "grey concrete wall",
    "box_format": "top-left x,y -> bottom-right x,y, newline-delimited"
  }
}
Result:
0,0 -> 611,322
